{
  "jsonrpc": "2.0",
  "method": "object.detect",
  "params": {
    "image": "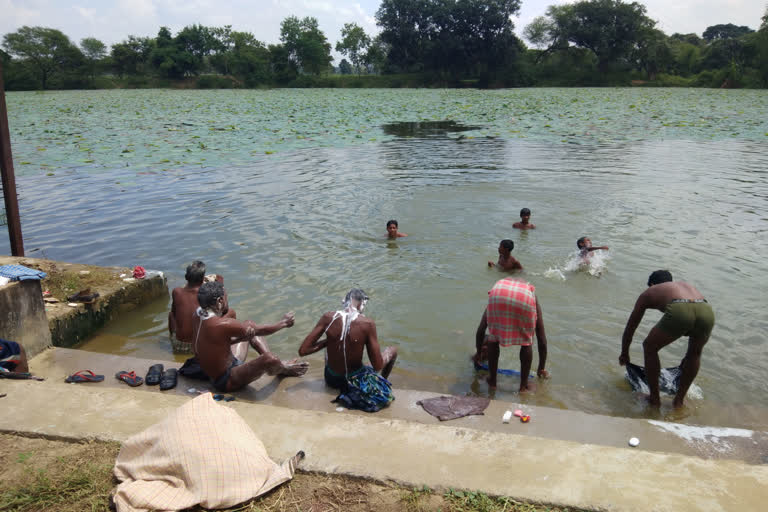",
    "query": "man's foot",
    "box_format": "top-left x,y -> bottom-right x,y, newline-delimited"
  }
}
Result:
519,381 -> 537,393
672,397 -> 685,409
278,358 -> 309,377
486,376 -> 497,389
291,450 -> 305,468
647,395 -> 661,408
